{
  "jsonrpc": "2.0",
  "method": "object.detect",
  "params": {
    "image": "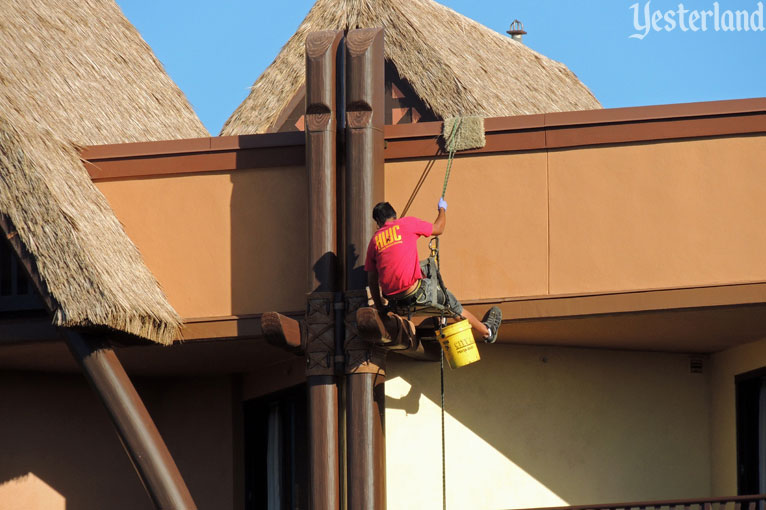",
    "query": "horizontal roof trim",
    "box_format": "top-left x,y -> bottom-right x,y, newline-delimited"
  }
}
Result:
6,280 -> 766,346
82,131 -> 305,161
385,97 -> 766,138
84,98 -> 766,181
